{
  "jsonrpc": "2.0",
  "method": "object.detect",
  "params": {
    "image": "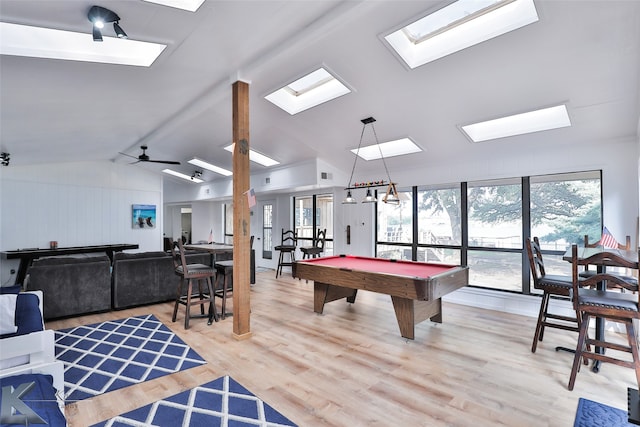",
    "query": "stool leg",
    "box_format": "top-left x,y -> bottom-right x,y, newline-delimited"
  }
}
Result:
207,276 -> 219,325
185,279 -> 193,329
197,279 -> 205,315
276,251 -> 284,278
172,276 -> 184,323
